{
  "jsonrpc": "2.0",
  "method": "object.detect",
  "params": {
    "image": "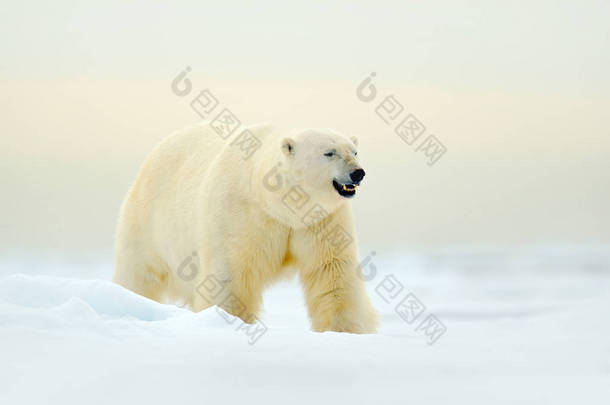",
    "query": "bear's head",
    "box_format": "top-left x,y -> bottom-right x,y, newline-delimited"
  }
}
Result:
279,128 -> 365,210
